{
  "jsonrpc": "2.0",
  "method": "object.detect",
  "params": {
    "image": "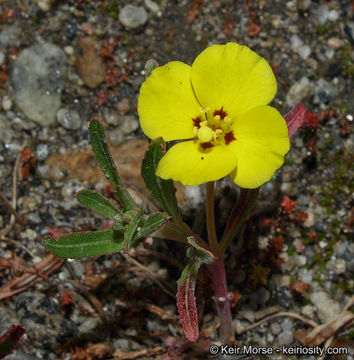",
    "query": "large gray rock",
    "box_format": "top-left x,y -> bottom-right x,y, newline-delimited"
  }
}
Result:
11,43 -> 66,126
